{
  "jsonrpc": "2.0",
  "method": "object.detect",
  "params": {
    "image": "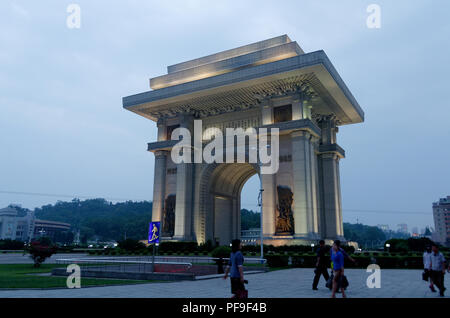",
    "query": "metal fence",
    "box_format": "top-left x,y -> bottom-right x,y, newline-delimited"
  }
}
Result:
55,256 -> 266,274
